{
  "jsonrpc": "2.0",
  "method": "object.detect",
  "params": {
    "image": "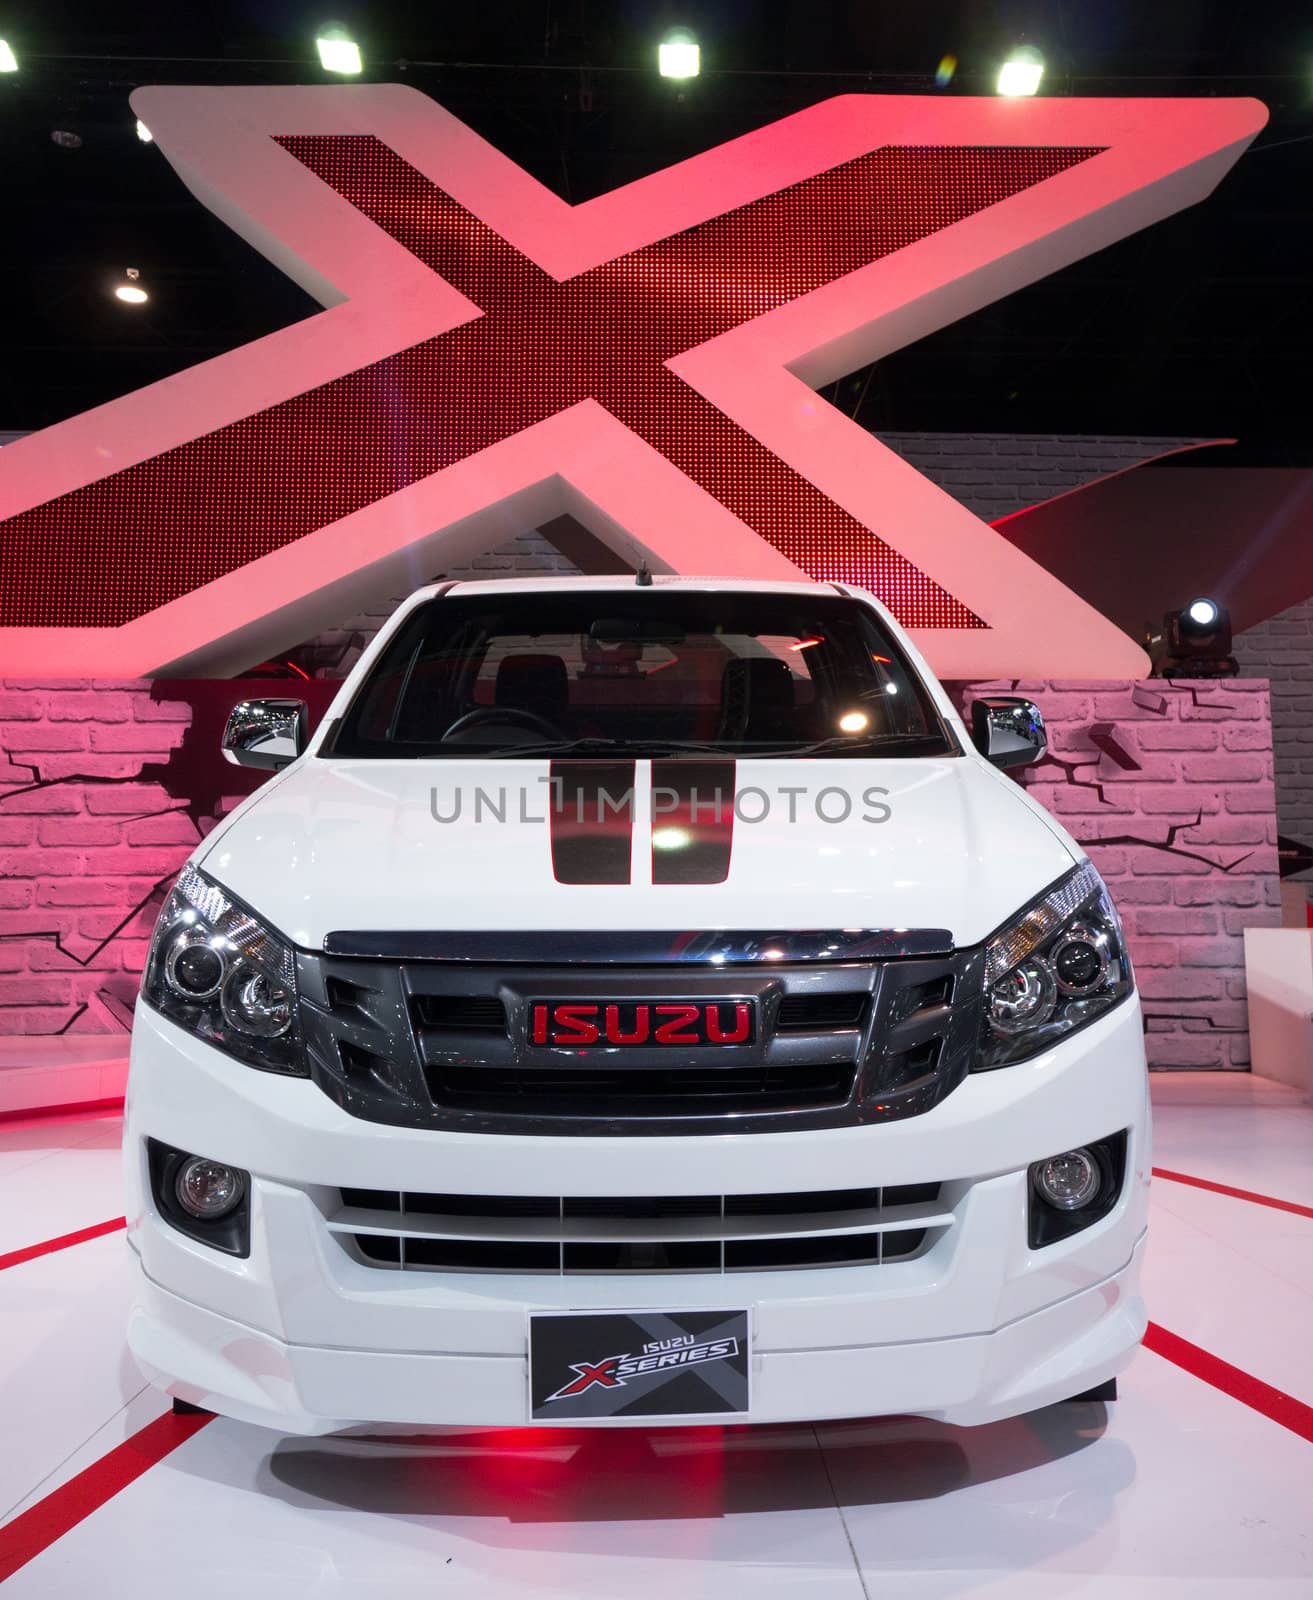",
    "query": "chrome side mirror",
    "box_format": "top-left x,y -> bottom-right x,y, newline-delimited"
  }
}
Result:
971,697 -> 1047,770
222,699 -> 308,771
